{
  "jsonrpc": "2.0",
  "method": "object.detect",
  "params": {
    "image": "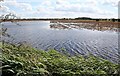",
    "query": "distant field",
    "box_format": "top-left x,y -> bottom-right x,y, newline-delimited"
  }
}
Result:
1,19 -> 119,28
1,19 -> 120,23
